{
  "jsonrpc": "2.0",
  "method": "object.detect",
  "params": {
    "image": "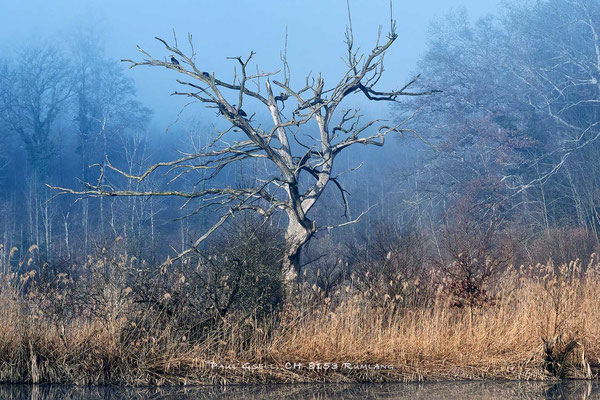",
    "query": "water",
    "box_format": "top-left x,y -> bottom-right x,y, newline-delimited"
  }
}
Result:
0,380 -> 597,399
